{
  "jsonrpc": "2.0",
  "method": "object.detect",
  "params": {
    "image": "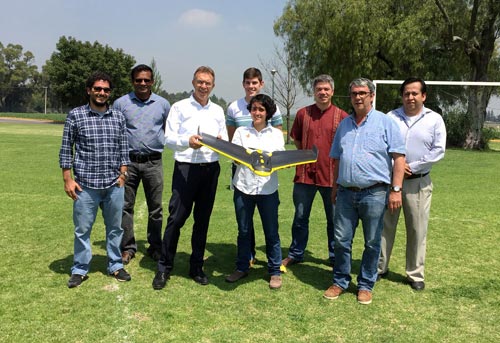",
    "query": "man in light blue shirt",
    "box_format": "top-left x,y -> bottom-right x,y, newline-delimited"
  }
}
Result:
378,77 -> 446,291
325,78 -> 405,305
113,64 -> 170,264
